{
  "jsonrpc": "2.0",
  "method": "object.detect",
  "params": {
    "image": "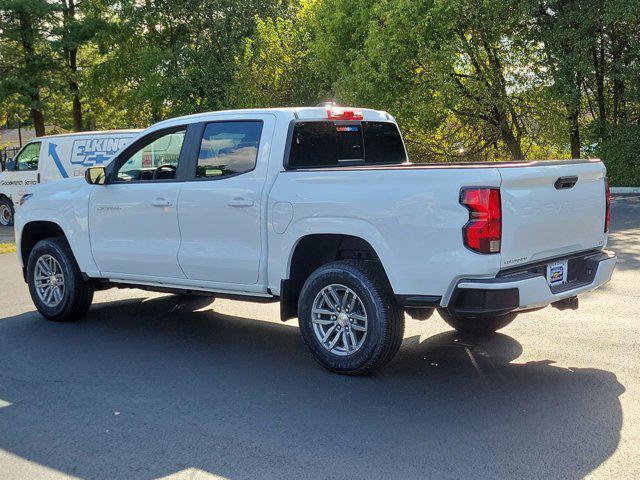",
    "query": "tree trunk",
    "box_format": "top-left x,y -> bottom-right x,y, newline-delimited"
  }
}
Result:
494,108 -> 524,160
613,78 -> 625,126
18,11 -> 46,137
69,50 -> 83,131
611,27 -> 627,125
502,129 -> 525,160
63,0 -> 83,131
568,105 -> 581,159
592,27 -> 607,136
31,103 -> 45,137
